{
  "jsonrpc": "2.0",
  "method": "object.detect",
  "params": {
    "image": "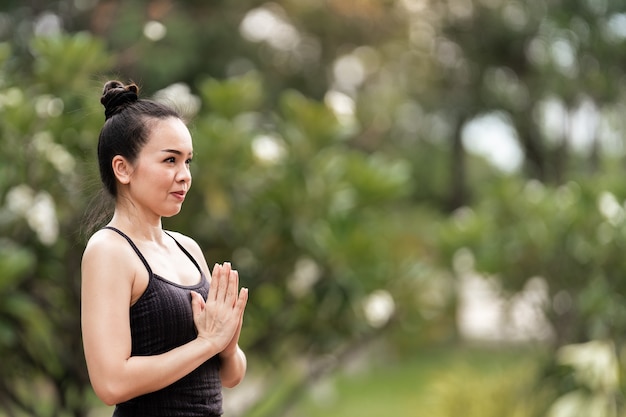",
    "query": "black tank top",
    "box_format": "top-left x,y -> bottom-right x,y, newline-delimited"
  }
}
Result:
104,227 -> 222,417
